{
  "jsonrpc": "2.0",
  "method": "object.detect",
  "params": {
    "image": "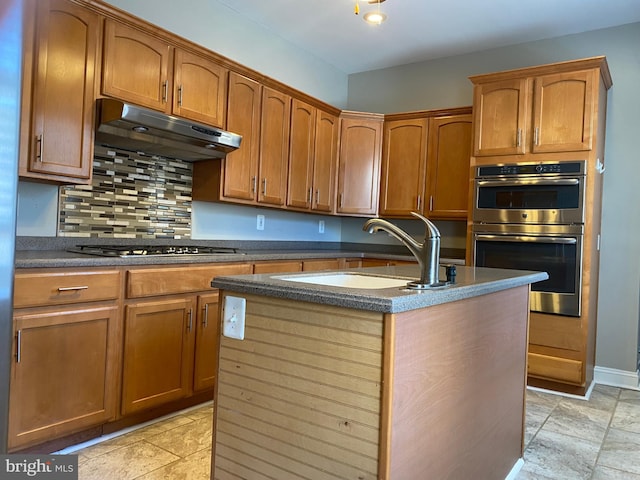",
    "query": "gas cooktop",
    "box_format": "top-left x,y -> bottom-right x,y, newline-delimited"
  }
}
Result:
68,245 -> 243,257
